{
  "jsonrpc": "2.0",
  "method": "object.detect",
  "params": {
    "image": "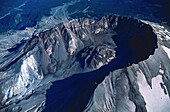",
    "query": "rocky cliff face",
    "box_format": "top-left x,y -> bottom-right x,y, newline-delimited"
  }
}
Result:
0,15 -> 170,112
